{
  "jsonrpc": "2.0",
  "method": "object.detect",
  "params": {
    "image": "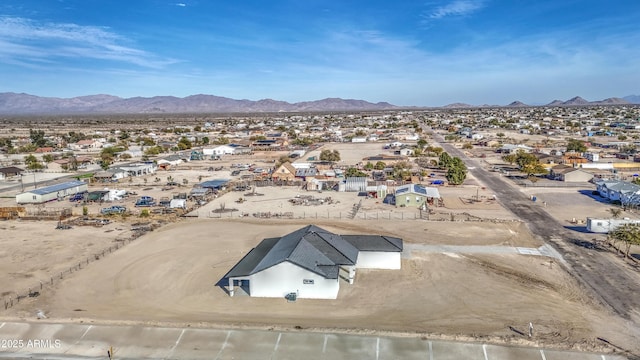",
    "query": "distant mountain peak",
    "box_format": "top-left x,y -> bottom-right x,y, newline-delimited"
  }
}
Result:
506,101 -> 528,107
0,93 -> 397,114
563,96 -> 589,105
443,102 -> 472,108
